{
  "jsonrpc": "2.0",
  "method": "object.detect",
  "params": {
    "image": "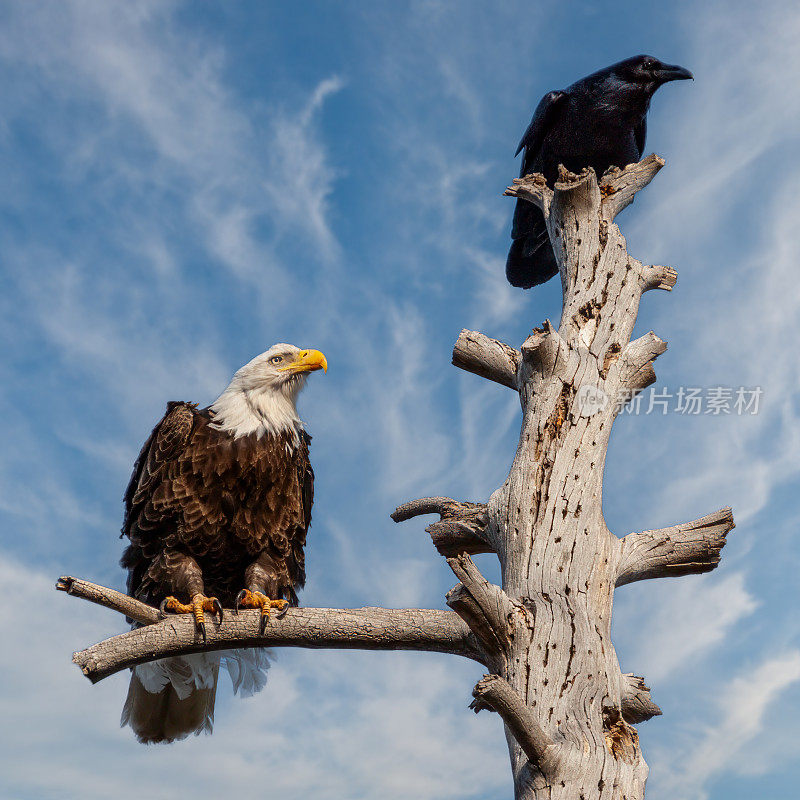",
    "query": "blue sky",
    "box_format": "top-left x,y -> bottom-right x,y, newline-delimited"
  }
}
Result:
1,1 -> 799,798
